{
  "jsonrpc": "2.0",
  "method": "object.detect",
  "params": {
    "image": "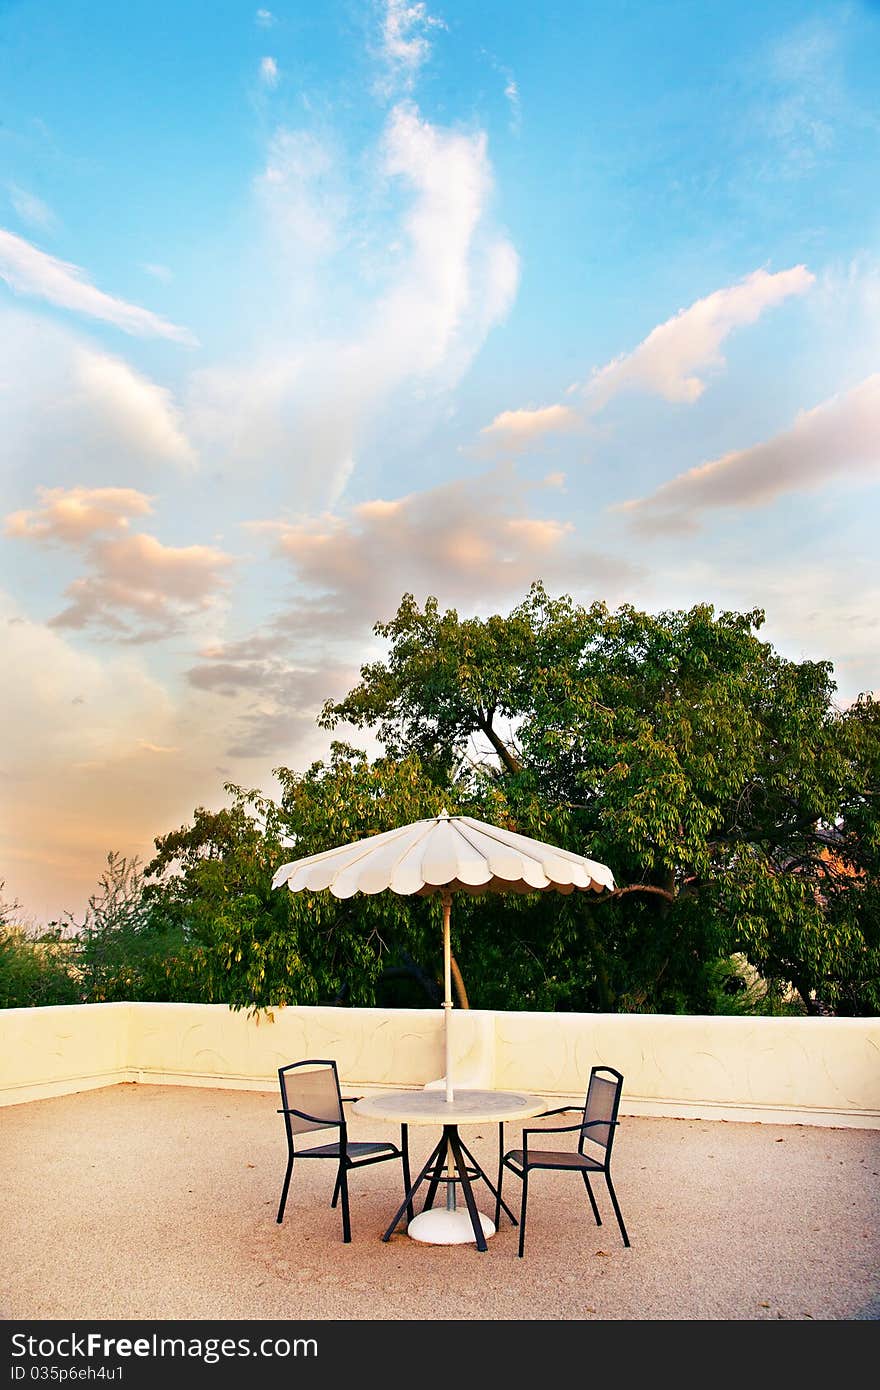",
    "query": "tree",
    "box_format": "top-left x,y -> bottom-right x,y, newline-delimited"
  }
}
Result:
0,885 -> 81,1008
321,583 -> 880,1014
62,852 -> 202,1003
143,757 -> 465,1010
